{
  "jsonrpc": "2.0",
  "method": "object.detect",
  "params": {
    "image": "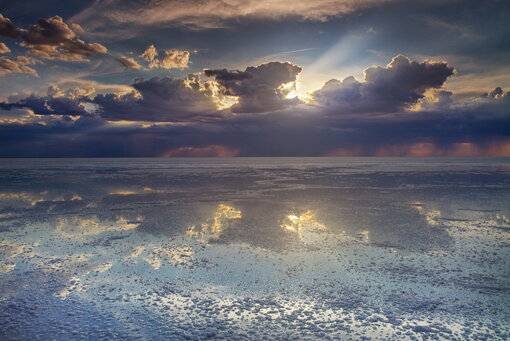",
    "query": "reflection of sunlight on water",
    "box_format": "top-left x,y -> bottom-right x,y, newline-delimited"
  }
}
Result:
187,204 -> 242,242
281,210 -> 328,245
